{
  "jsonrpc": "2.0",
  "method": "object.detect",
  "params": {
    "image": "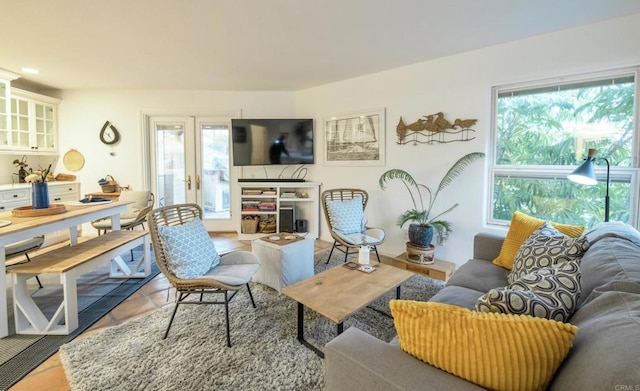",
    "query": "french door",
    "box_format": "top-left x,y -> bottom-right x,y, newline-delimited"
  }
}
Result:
147,115 -> 233,231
